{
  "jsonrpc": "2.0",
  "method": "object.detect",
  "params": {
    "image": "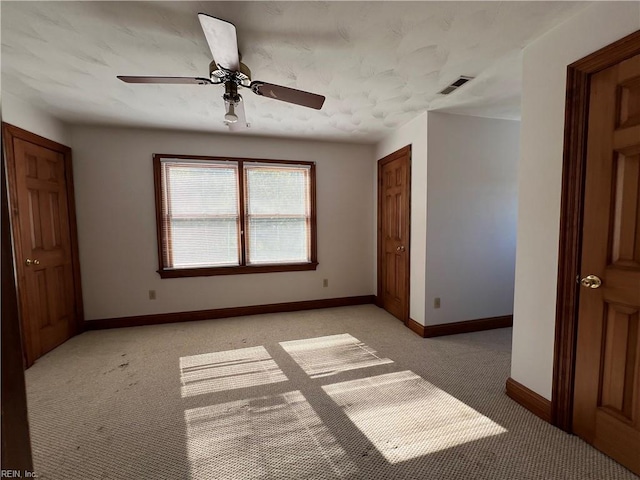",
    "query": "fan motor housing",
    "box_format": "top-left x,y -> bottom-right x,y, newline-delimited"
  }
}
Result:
209,60 -> 251,87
